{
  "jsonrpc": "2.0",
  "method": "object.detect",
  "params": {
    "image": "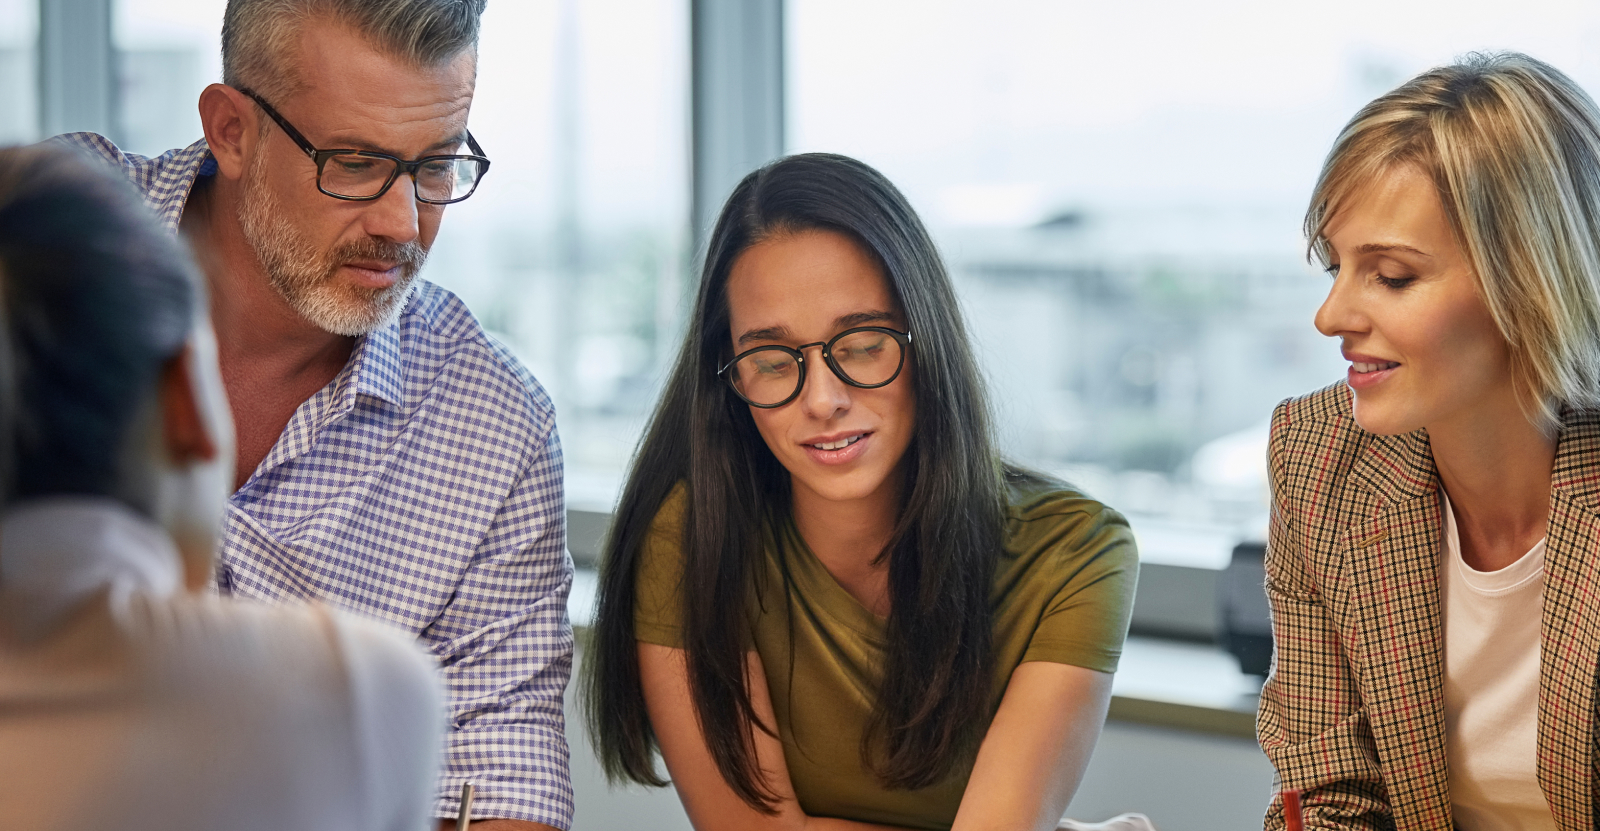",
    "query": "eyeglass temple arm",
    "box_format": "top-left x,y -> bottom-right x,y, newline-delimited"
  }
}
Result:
235,87 -> 319,159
